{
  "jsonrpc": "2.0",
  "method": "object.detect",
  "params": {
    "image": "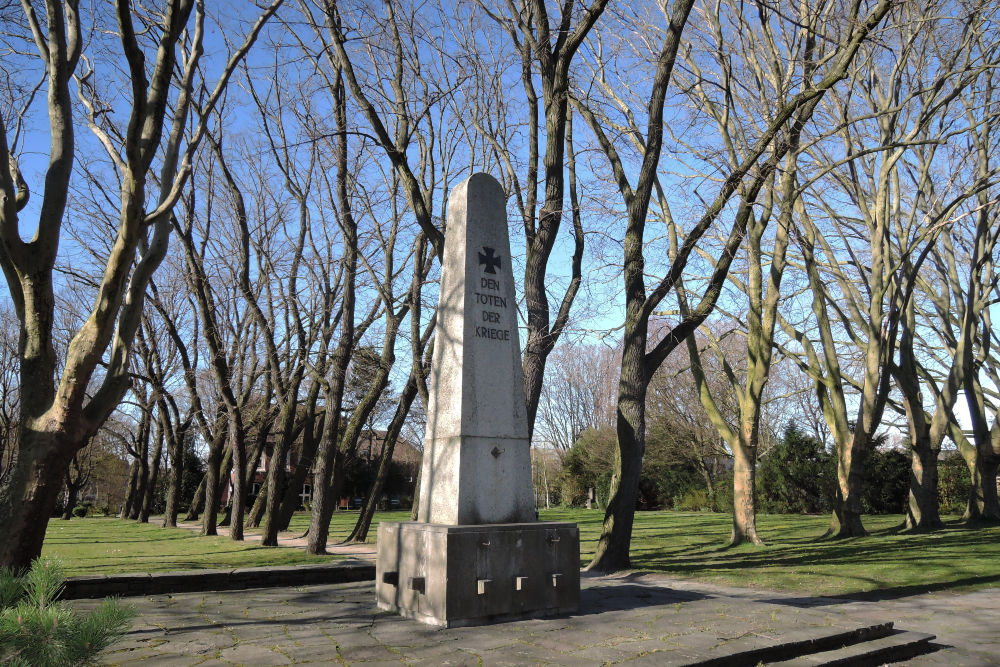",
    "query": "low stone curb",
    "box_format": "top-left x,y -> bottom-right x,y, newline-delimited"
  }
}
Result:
61,560 -> 376,599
